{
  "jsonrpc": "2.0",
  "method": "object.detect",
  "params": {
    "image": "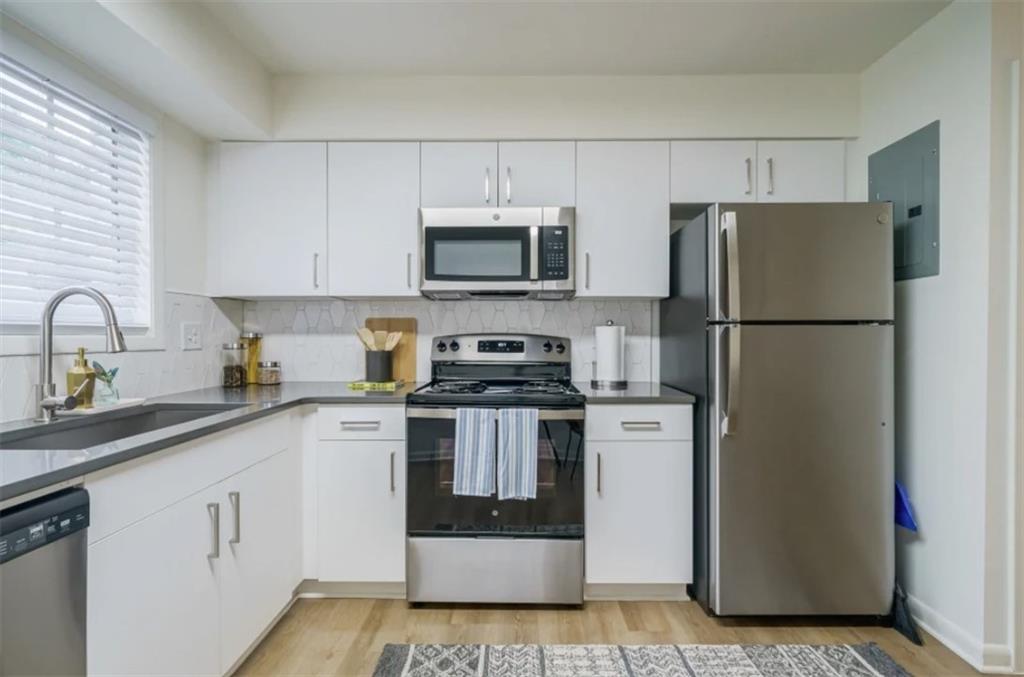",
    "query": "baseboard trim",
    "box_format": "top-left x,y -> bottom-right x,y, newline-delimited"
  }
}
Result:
296,580 -> 406,599
584,583 -> 690,601
906,593 -> 1018,673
